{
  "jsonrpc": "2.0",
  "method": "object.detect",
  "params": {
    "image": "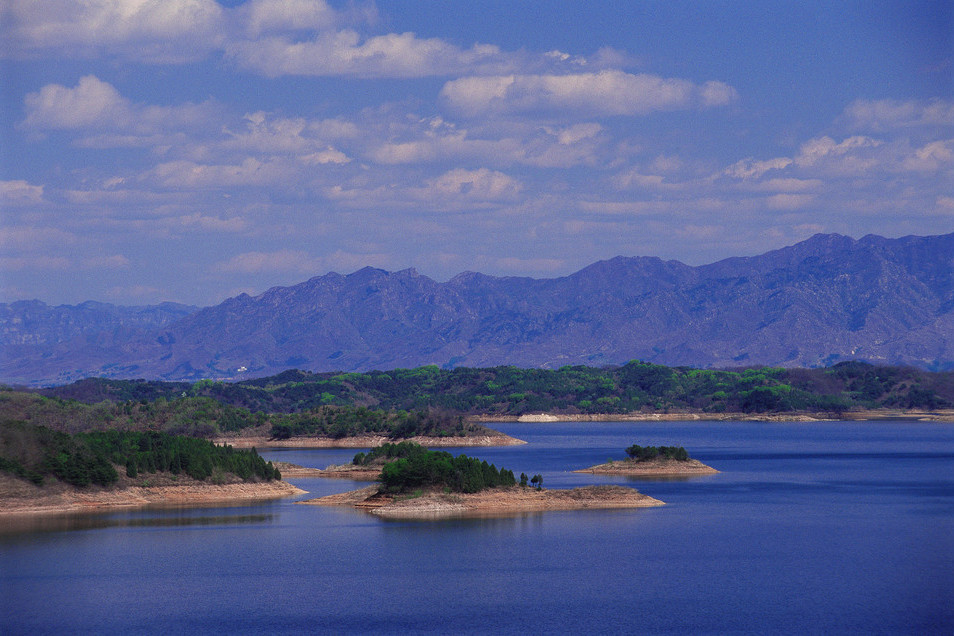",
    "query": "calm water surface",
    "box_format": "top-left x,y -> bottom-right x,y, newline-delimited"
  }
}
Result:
1,421 -> 952,634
